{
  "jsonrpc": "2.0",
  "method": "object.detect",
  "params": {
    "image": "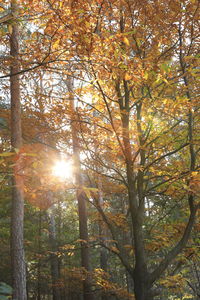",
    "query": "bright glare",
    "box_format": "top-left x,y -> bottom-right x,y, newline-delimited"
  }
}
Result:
52,160 -> 73,180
